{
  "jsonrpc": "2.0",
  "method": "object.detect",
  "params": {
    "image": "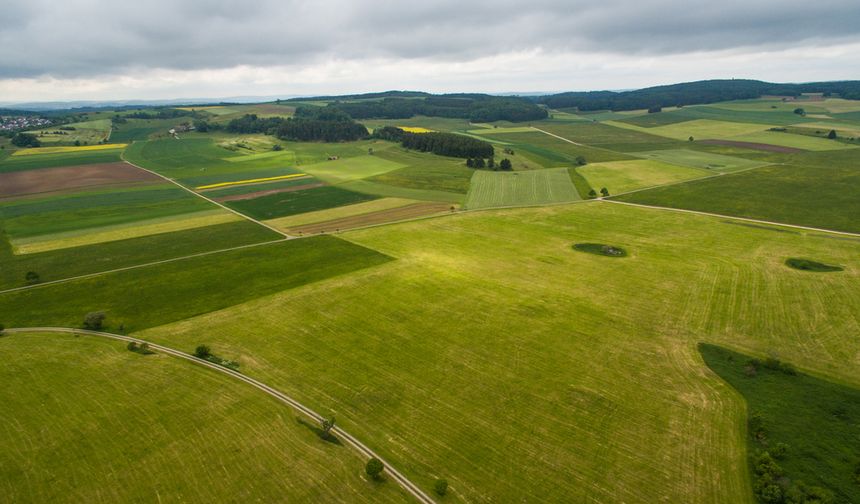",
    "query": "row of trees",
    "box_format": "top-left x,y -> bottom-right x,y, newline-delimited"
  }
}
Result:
466,157 -> 512,170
